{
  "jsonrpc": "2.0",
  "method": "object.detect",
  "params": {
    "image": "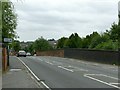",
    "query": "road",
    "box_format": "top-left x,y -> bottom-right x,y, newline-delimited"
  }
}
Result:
11,56 -> 119,89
